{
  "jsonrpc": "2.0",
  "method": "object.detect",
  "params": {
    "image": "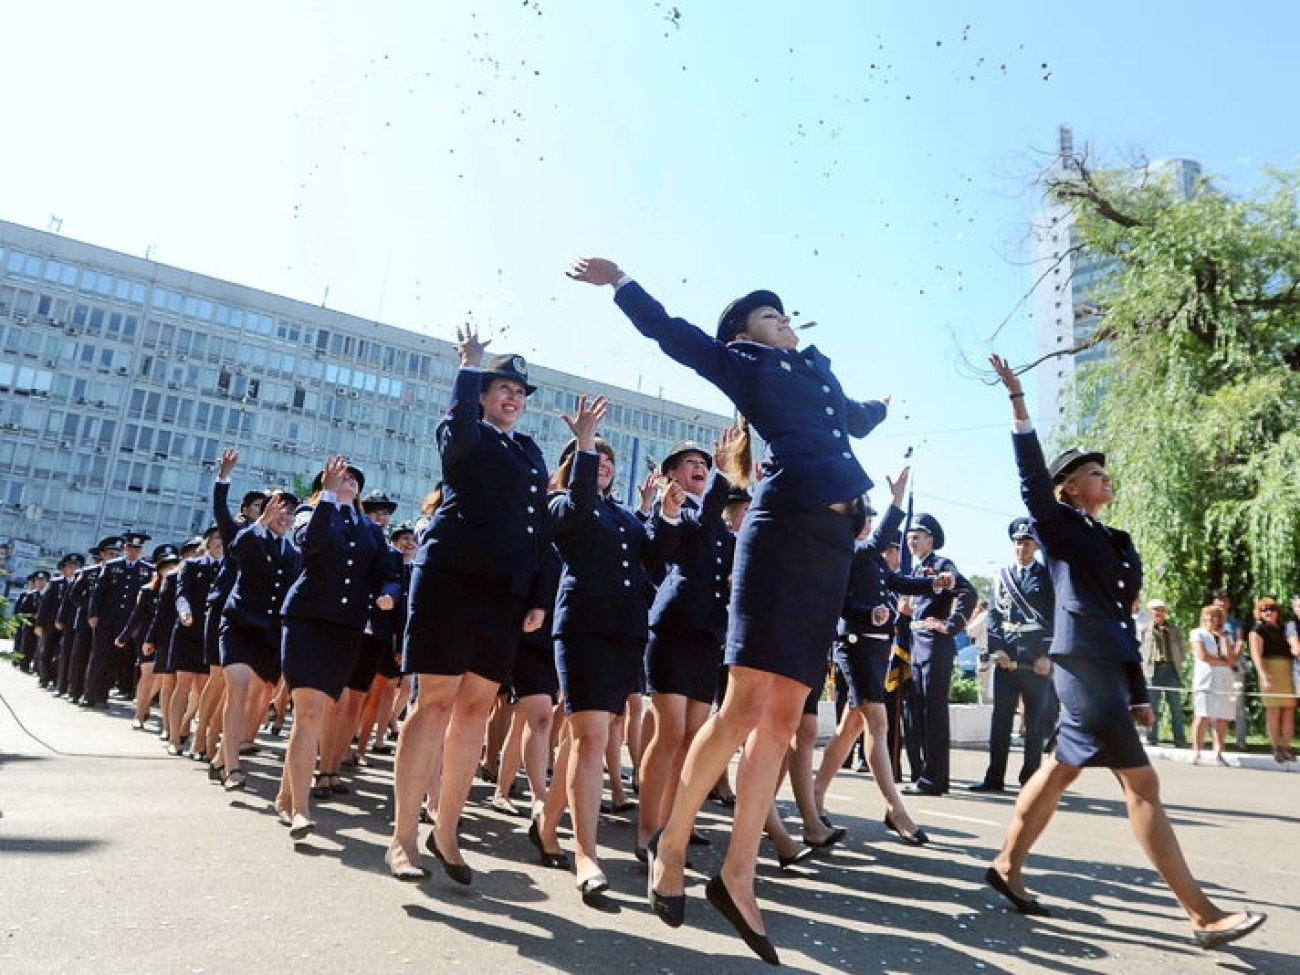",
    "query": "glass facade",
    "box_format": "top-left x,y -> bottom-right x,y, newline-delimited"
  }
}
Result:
0,220 -> 731,562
